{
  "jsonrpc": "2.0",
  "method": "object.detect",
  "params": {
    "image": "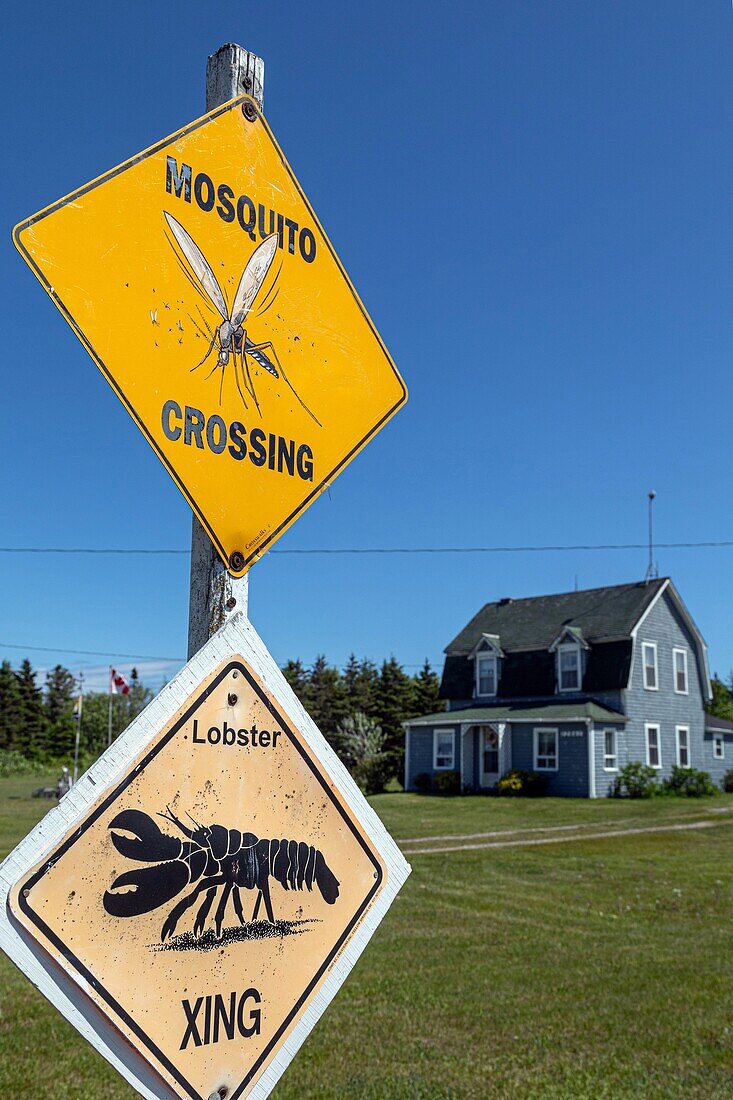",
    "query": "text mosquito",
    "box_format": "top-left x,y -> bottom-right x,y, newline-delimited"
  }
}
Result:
163,211 -> 321,425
